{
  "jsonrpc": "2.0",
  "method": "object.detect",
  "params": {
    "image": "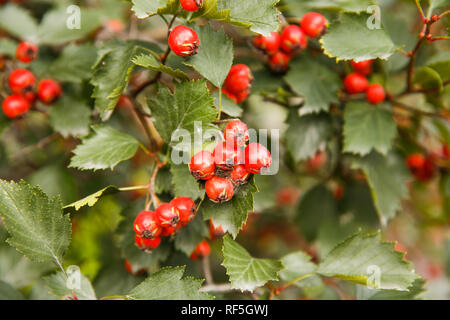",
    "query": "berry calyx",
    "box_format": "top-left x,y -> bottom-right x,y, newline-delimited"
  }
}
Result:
351,60 -> 373,76
180,0 -> 203,12
366,84 -> 386,104
190,240 -> 211,260
205,176 -> 234,203
253,32 -> 281,56
37,79 -> 62,105
224,64 -> 253,95
135,235 -> 161,251
300,12 -> 327,38
8,68 -> 36,95
280,25 -> 307,54
344,73 -> 369,94
209,218 -> 224,241
15,41 -> 38,63
189,150 -> 216,180
155,203 -> 181,229
133,211 -> 162,239
213,141 -> 243,170
223,119 -> 249,147
407,153 -> 435,182
2,94 -> 31,118
170,197 -> 197,226
230,164 -> 250,187
168,25 -> 199,57
268,51 -> 291,73
244,143 -> 272,174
